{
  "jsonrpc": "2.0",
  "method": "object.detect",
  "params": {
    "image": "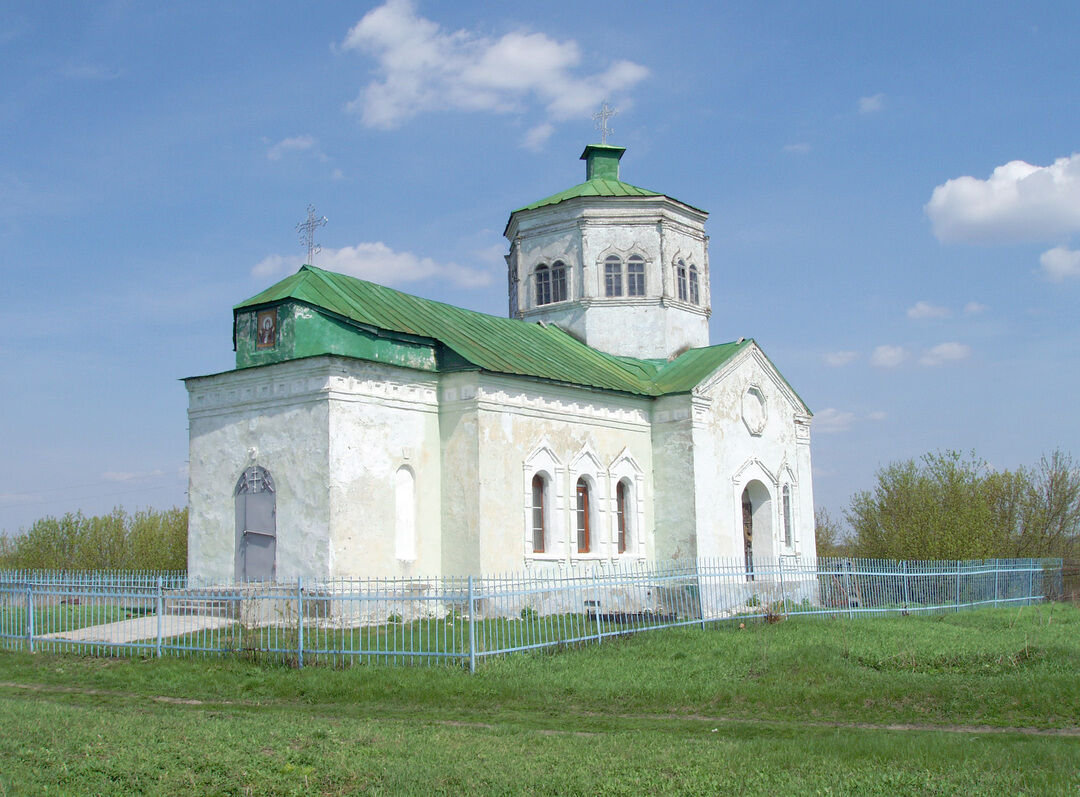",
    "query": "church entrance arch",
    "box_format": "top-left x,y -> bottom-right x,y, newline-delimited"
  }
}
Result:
740,480 -> 773,581
235,466 -> 276,582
